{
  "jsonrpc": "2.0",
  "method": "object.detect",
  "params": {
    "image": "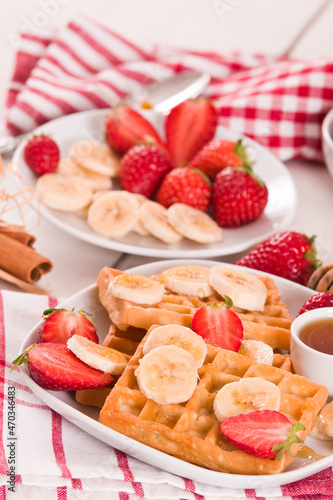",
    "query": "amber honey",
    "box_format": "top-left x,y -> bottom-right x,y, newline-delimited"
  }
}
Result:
299,318 -> 333,355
